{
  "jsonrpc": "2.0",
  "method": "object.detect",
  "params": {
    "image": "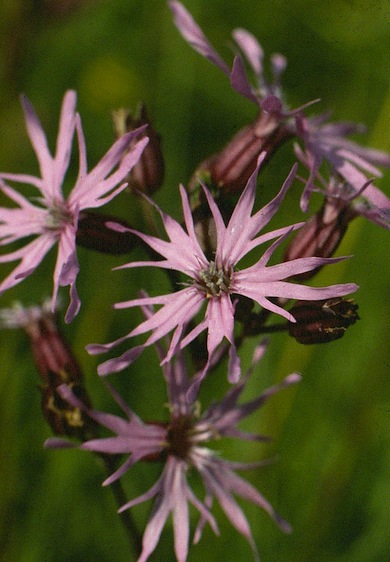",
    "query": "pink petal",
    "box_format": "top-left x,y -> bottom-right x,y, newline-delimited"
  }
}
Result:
52,223 -> 79,320
0,172 -> 43,190
172,467 -> 190,562
97,344 -> 145,376
21,90 -> 77,199
169,1 -> 230,74
232,28 -> 264,78
69,134 -> 148,209
206,295 -> 235,355
229,55 -> 259,103
20,95 -> 54,194
220,464 -> 292,534
0,234 -> 56,293
179,184 -> 209,257
130,289 -> 204,344
53,90 -> 78,195
137,460 -> 178,562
